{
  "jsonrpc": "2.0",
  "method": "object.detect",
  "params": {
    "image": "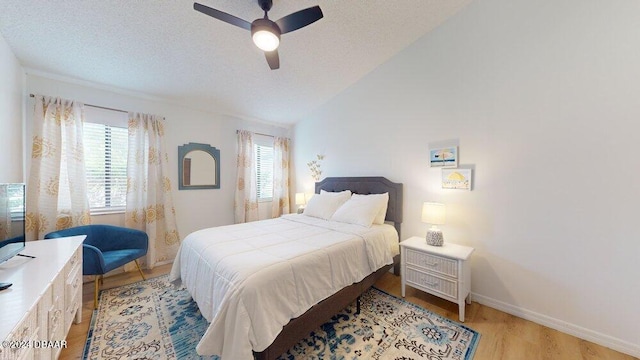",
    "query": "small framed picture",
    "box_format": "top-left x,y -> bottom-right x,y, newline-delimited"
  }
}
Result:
430,146 -> 458,168
442,169 -> 472,190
